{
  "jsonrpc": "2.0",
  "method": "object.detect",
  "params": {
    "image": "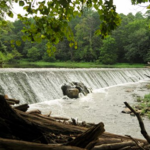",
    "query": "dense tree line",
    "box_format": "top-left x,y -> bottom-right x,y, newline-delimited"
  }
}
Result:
0,9 -> 150,64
